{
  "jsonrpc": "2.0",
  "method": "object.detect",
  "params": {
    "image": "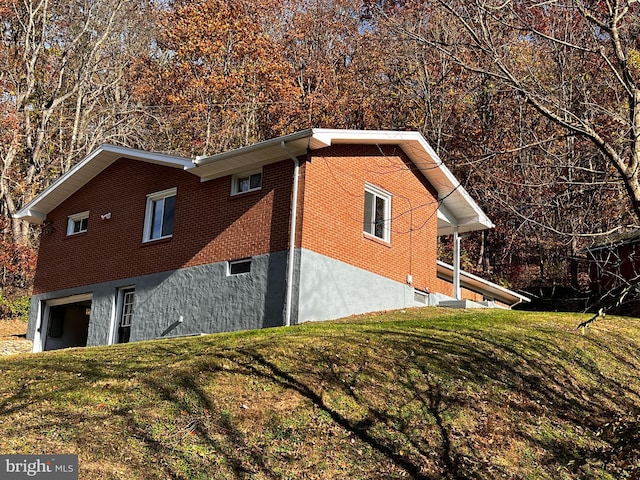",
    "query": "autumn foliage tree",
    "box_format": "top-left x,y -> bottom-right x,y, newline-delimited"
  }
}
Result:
0,0 -> 158,244
3,0 -> 640,301
386,0 -> 640,220
278,0 -> 399,130
0,0 -> 160,309
370,0 -> 639,288
130,0 -> 301,155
